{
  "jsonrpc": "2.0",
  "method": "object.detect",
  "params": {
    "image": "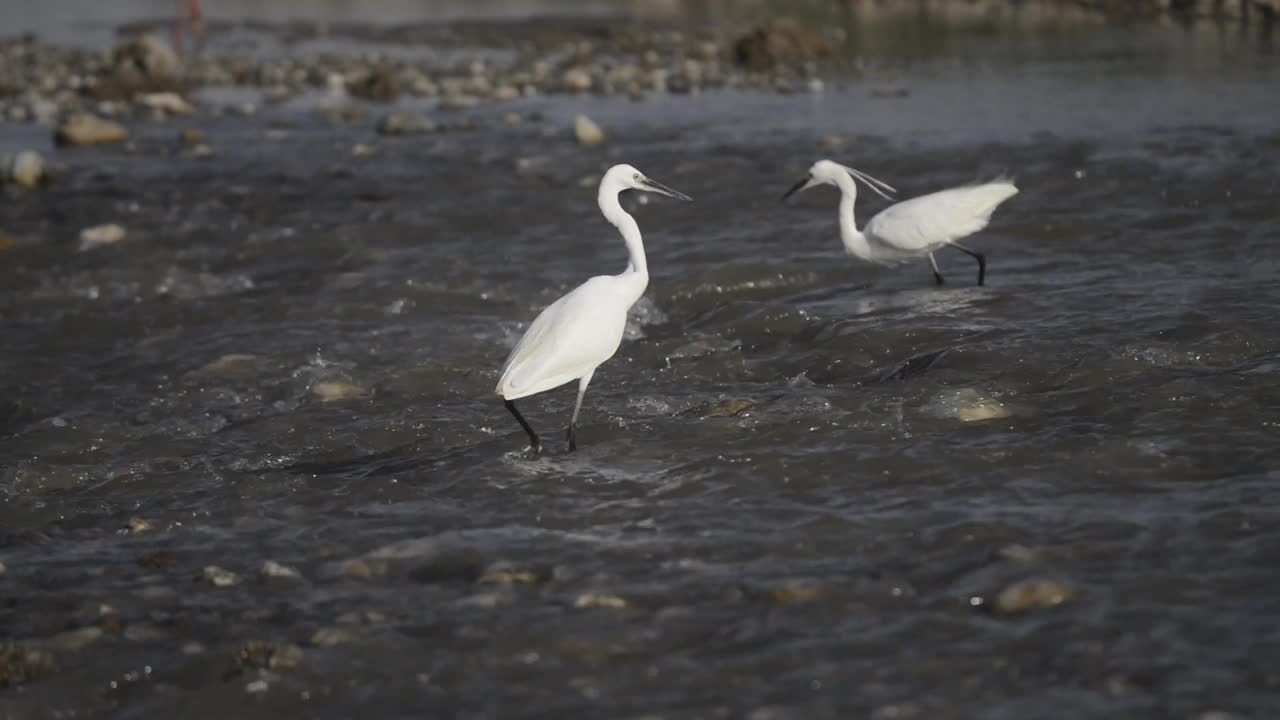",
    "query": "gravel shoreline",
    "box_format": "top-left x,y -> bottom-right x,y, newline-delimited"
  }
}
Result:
0,16 -> 838,131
